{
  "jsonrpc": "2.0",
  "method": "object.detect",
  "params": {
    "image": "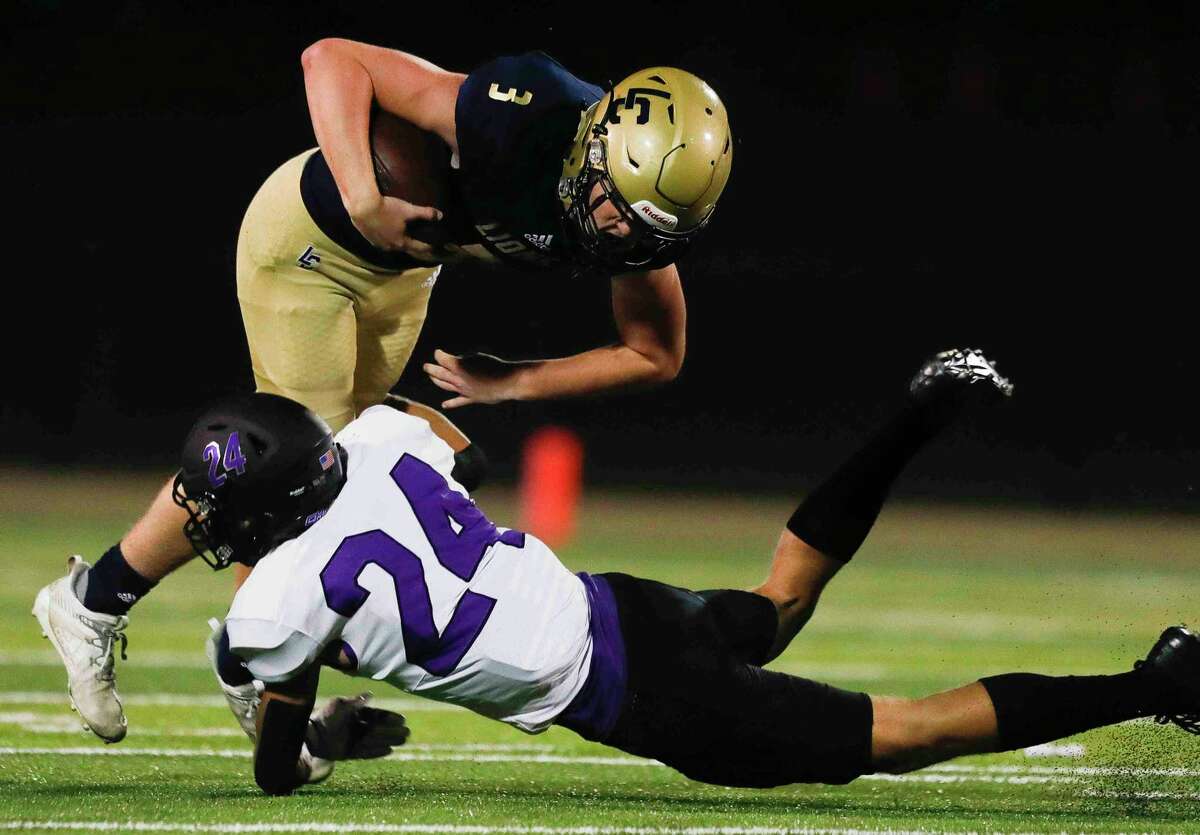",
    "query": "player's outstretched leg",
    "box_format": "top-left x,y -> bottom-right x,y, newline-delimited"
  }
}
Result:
870,625 -> 1200,773
32,477 -> 196,741
750,348 -> 1013,663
